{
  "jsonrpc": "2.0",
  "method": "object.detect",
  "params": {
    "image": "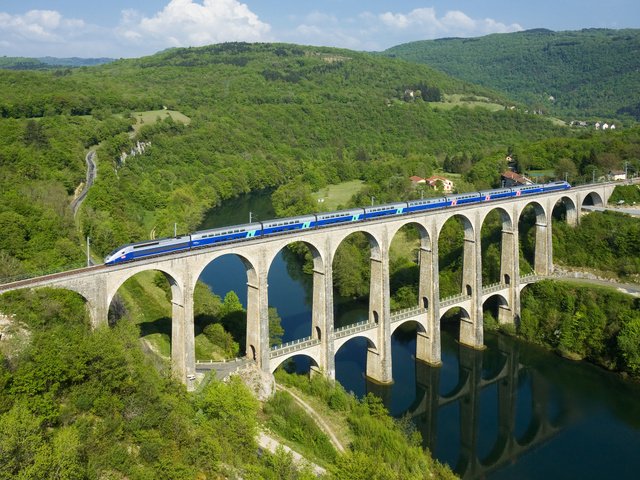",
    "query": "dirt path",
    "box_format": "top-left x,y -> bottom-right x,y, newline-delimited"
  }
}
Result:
276,384 -> 346,453
257,431 -> 327,476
